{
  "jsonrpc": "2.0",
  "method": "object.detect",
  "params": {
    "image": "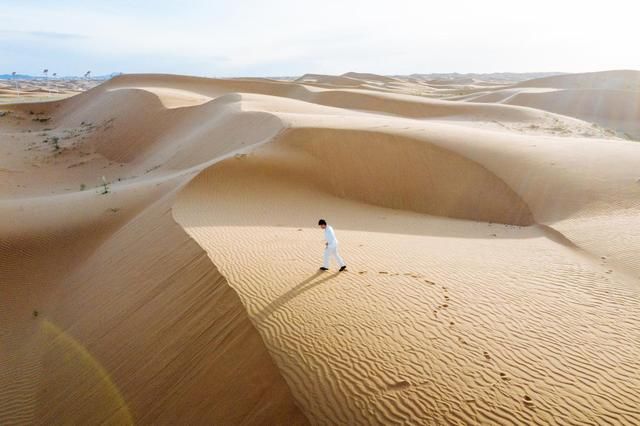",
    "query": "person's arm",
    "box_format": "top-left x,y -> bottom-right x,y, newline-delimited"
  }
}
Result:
326,227 -> 337,246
